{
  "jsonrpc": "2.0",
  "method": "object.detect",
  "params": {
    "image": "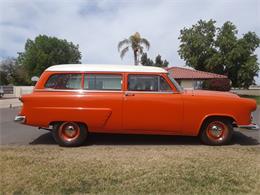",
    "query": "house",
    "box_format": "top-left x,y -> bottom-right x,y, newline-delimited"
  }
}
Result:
167,67 -> 228,89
